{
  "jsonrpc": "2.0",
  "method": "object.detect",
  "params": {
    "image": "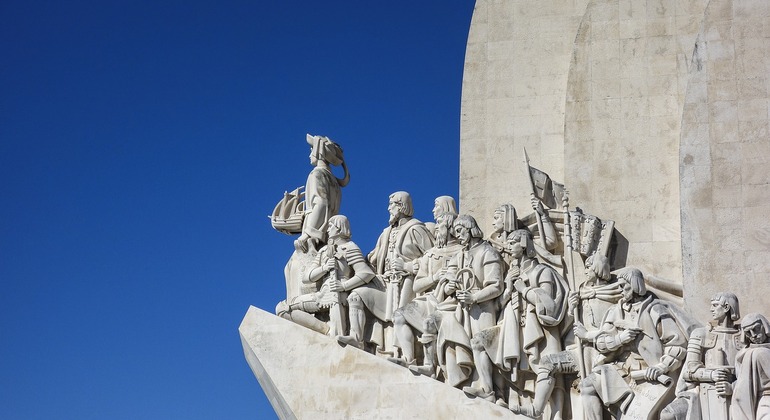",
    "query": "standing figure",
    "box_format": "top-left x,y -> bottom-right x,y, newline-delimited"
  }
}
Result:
337,191 -> 433,352
437,215 -> 504,400
731,312 -> 770,420
487,201 -> 558,265
390,197 -> 461,371
276,215 -> 373,336
580,267 -> 687,420
662,292 -> 742,420
281,134 -> 349,305
488,254 -> 614,418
